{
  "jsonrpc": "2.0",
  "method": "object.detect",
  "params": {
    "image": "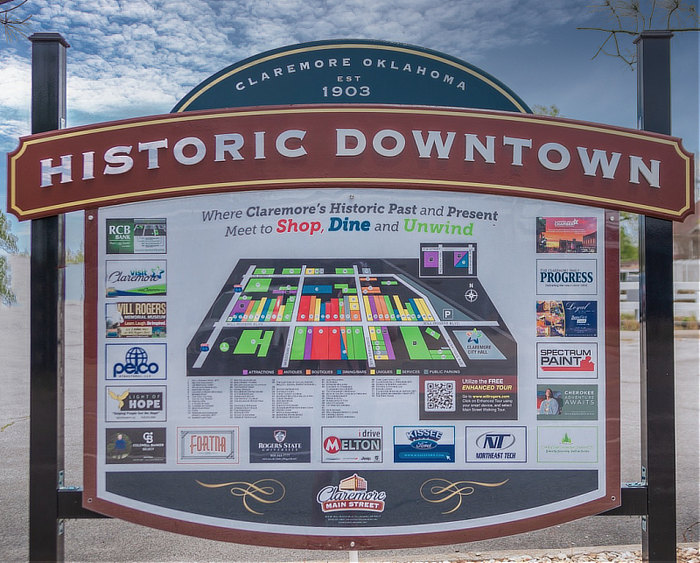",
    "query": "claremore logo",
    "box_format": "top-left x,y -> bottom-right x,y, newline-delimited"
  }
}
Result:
105,343 -> 166,380
105,260 -> 166,297
316,473 -> 386,513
